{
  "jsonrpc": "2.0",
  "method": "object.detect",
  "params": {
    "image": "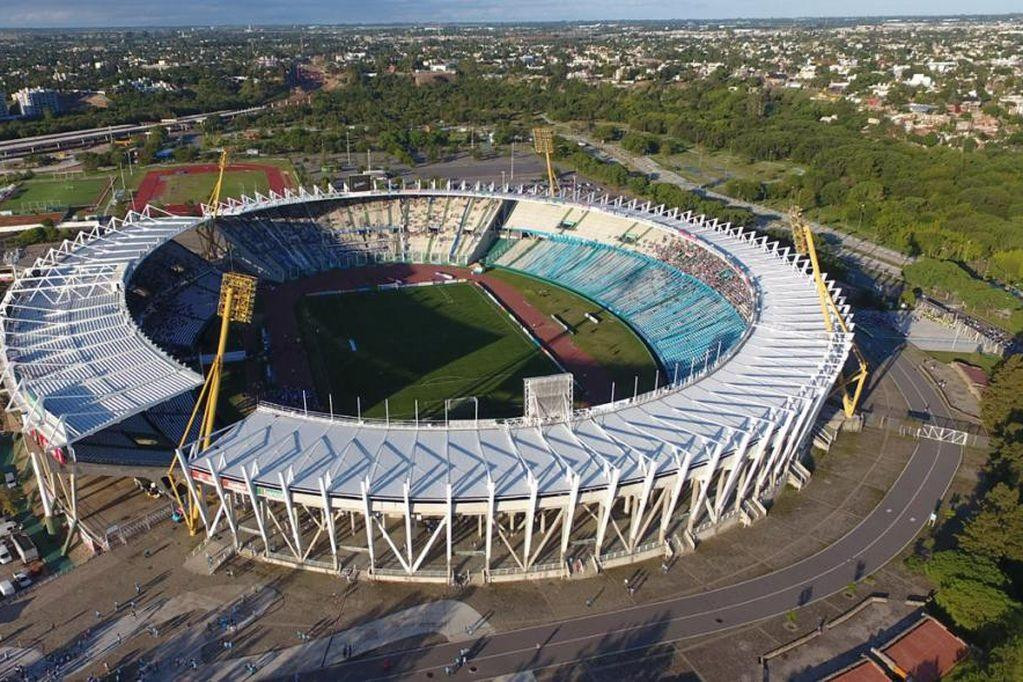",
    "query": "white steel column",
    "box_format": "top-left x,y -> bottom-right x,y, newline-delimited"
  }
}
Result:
209,457 -> 239,546
594,464 -> 621,560
242,463 -> 270,554
756,408 -> 797,497
687,440 -> 726,531
523,473 -> 539,568
361,478 -> 375,572
659,449 -> 694,544
732,417 -> 778,510
628,458 -> 658,550
559,472 -> 581,561
714,429 -> 753,518
484,476 -> 495,578
277,469 -> 302,559
29,449 -> 53,519
403,479 -> 414,570
175,448 -> 210,531
319,474 -> 338,569
445,483 -> 453,582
